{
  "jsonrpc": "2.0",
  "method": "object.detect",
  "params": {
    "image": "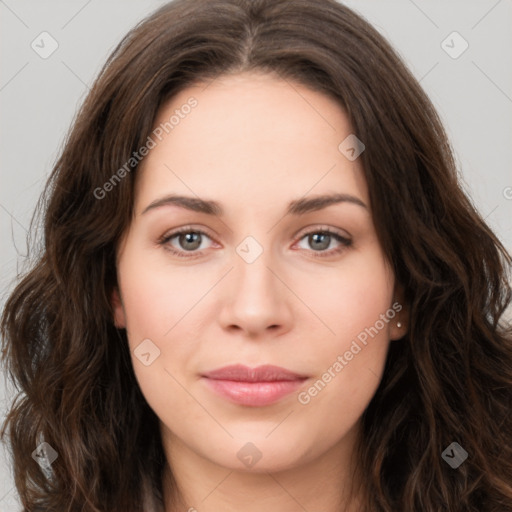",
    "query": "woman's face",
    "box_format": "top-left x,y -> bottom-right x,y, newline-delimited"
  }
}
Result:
113,71 -> 405,474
